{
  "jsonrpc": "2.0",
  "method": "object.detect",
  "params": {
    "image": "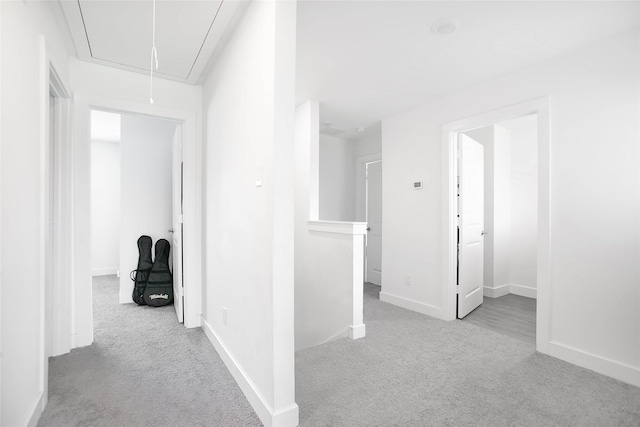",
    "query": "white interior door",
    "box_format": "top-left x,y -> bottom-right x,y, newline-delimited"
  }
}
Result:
366,161 -> 383,286
458,134 -> 485,318
172,126 -> 184,323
